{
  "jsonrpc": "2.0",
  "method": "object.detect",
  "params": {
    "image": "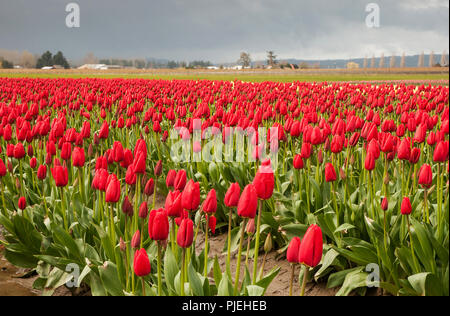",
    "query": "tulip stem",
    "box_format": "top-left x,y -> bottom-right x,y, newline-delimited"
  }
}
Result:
181,248 -> 186,296
252,201 -> 263,284
406,215 -> 420,273
234,218 -> 248,296
157,242 -> 162,296
171,218 -> 176,257
60,187 -> 68,232
289,264 -> 295,296
300,265 -> 309,296
109,203 -> 116,244
226,207 -> 233,276
0,182 -> 7,216
141,277 -> 146,296
204,215 -> 209,278
78,167 -> 85,204
245,234 -> 251,268
424,190 -> 430,224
